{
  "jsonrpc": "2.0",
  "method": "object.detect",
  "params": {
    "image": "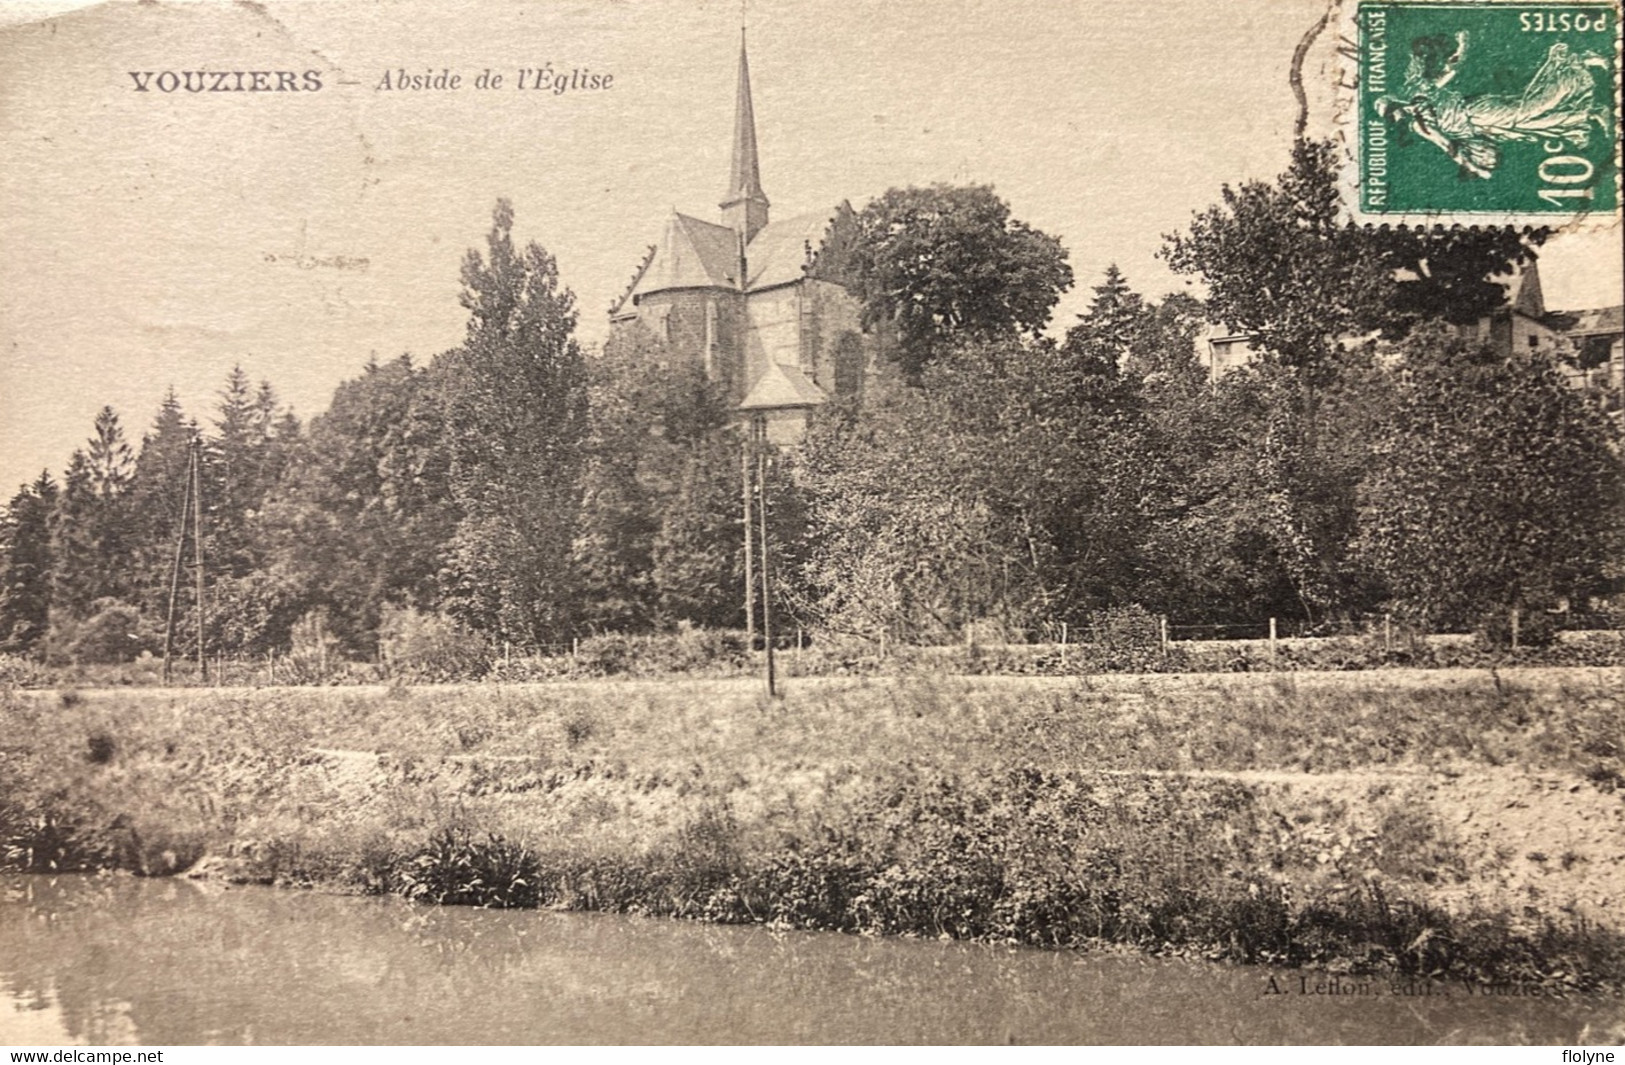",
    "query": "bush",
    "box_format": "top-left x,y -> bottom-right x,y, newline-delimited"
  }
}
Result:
1476,608 -> 1560,650
0,653 -> 51,688
378,607 -> 493,682
66,600 -> 157,665
575,626 -> 750,678
1068,604 -> 1168,673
